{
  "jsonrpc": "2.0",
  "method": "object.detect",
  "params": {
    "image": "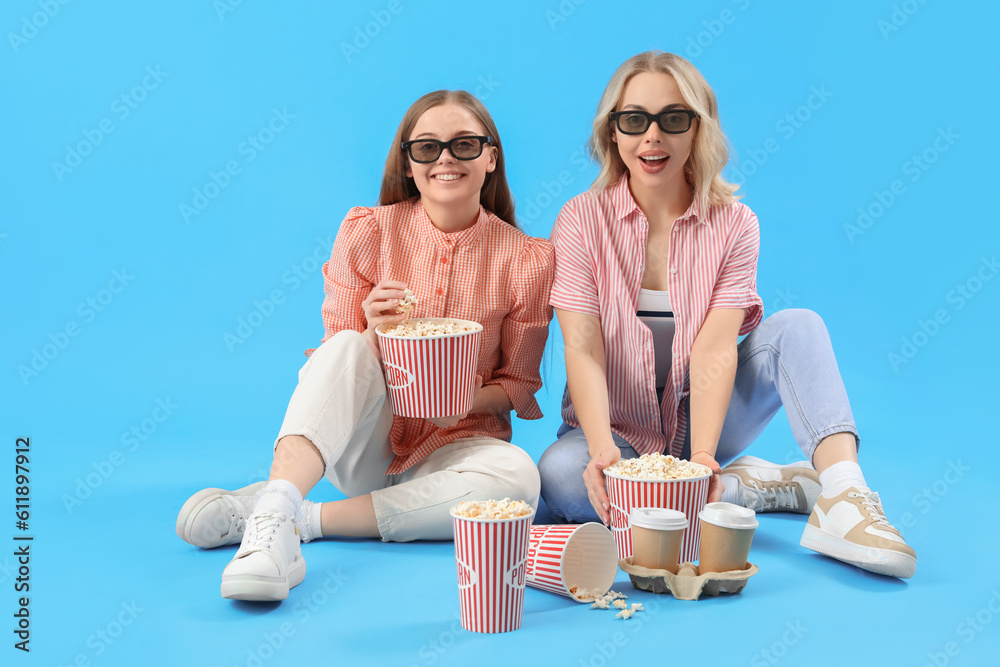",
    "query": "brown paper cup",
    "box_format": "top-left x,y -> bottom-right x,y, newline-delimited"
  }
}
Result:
631,525 -> 684,573
629,508 -> 688,574
697,502 -> 758,574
